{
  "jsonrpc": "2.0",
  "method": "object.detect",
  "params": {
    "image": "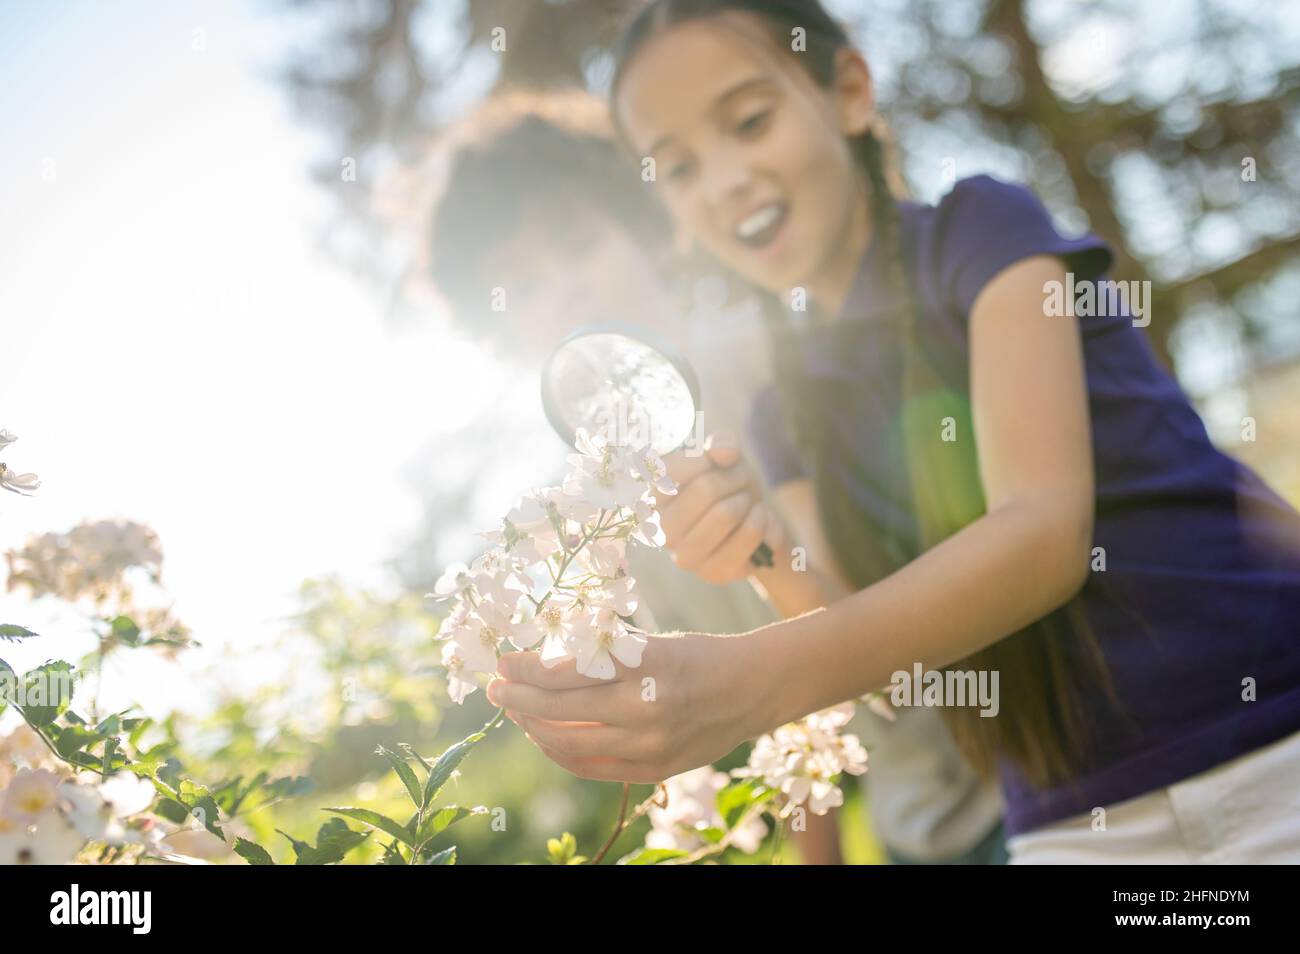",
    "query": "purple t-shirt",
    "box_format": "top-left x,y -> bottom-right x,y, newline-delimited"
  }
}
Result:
746,174 -> 1300,836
